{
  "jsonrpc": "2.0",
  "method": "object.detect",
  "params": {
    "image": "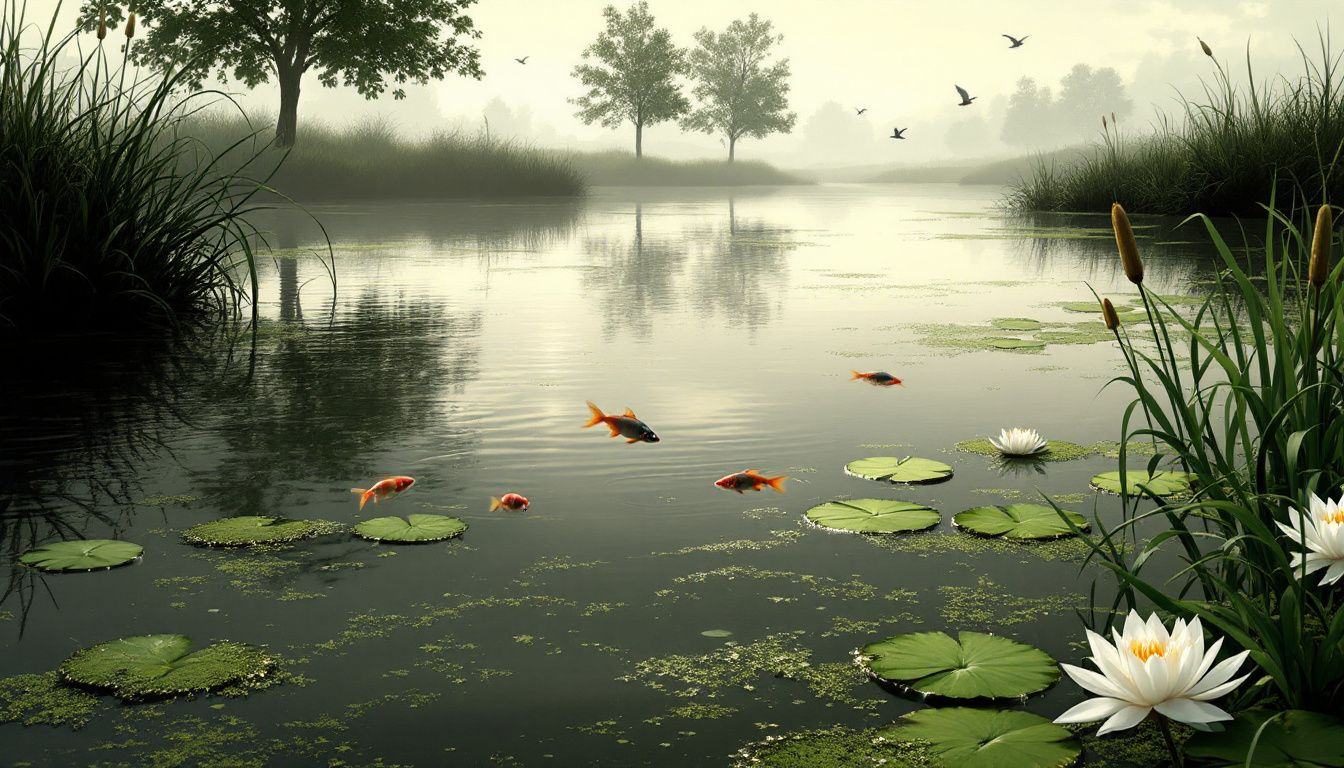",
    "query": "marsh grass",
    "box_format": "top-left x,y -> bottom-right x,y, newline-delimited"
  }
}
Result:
568,149 -> 805,187
1010,35 -> 1344,215
0,6 -> 280,333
